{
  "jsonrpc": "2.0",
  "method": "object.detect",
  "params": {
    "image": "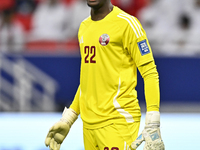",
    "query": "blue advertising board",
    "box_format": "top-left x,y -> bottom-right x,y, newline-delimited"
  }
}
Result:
1,54 -> 200,110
